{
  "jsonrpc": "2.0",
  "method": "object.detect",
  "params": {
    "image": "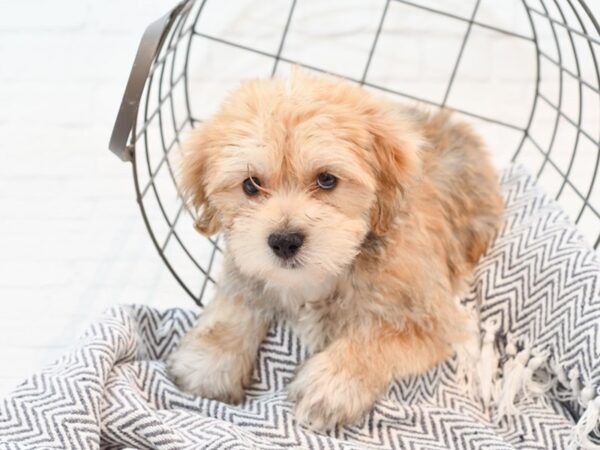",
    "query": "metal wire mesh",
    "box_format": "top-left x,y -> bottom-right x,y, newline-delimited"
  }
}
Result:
124,0 -> 600,306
